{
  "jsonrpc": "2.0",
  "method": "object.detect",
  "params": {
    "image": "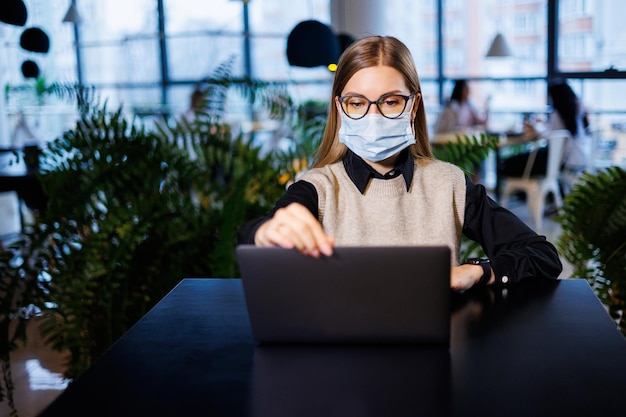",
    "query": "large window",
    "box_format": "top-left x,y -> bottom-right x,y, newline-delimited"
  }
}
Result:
1,0 -> 625,154
557,0 -> 625,73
